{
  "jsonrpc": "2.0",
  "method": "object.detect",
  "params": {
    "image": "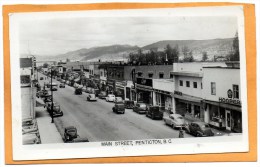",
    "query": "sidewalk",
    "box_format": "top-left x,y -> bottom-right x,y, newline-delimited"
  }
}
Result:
35,98 -> 64,144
